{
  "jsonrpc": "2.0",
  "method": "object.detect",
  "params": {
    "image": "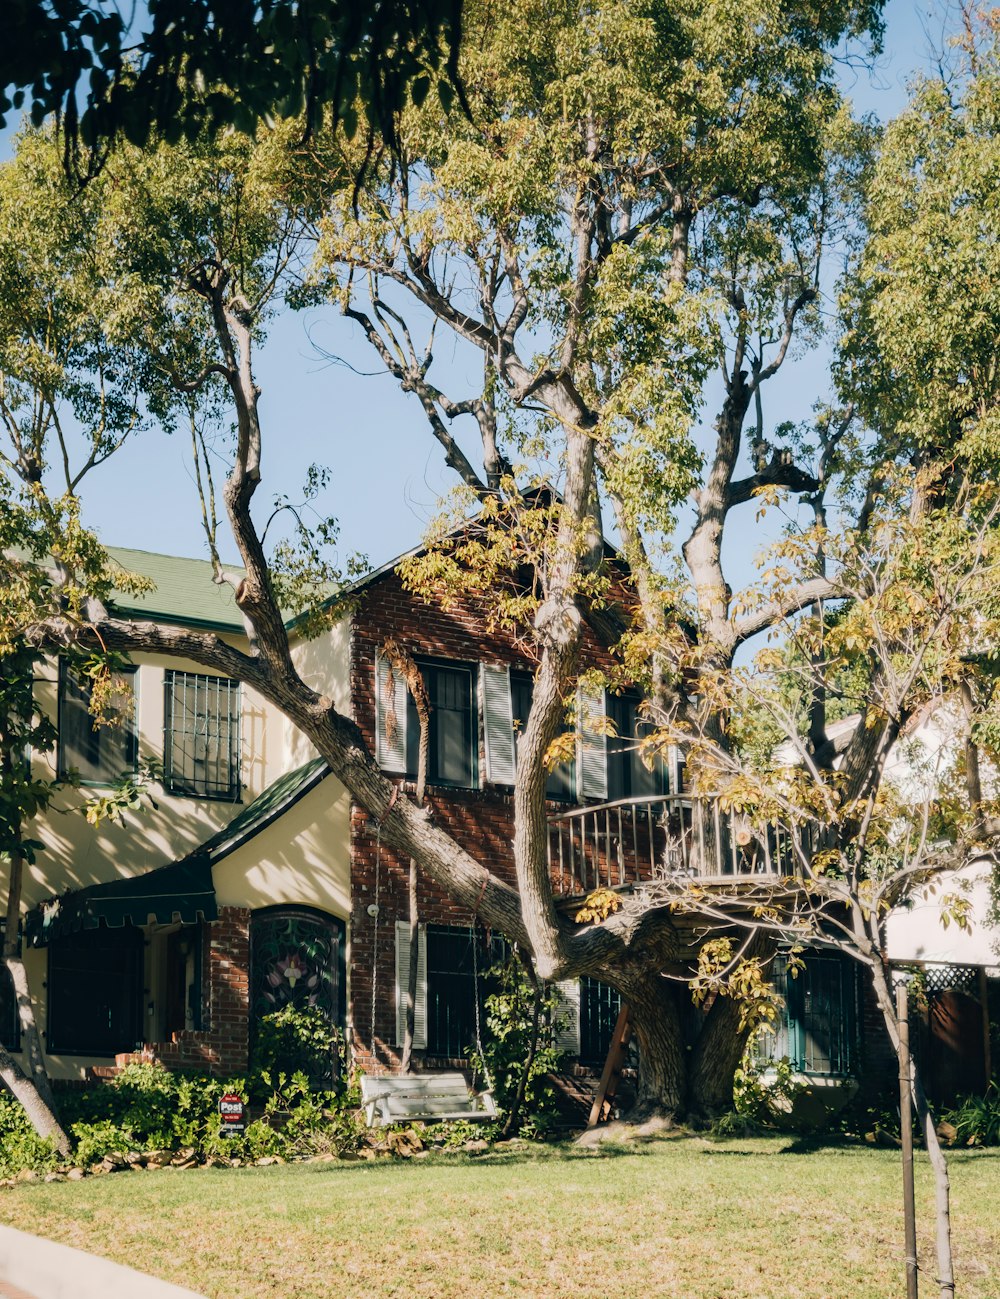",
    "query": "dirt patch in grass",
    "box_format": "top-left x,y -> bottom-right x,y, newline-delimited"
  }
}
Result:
0,1137 -> 997,1299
